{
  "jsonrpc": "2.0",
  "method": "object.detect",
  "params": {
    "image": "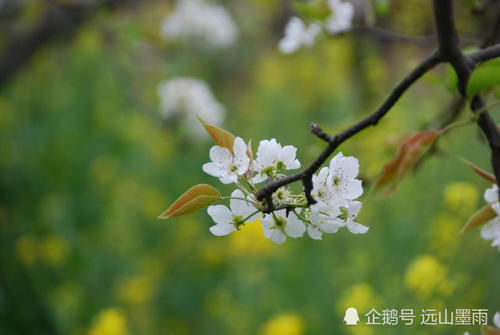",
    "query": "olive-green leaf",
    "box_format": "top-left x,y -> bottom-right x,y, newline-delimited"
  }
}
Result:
372,130 -> 439,197
462,204 -> 497,232
198,116 -> 235,153
158,184 -> 222,219
461,158 -> 497,184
